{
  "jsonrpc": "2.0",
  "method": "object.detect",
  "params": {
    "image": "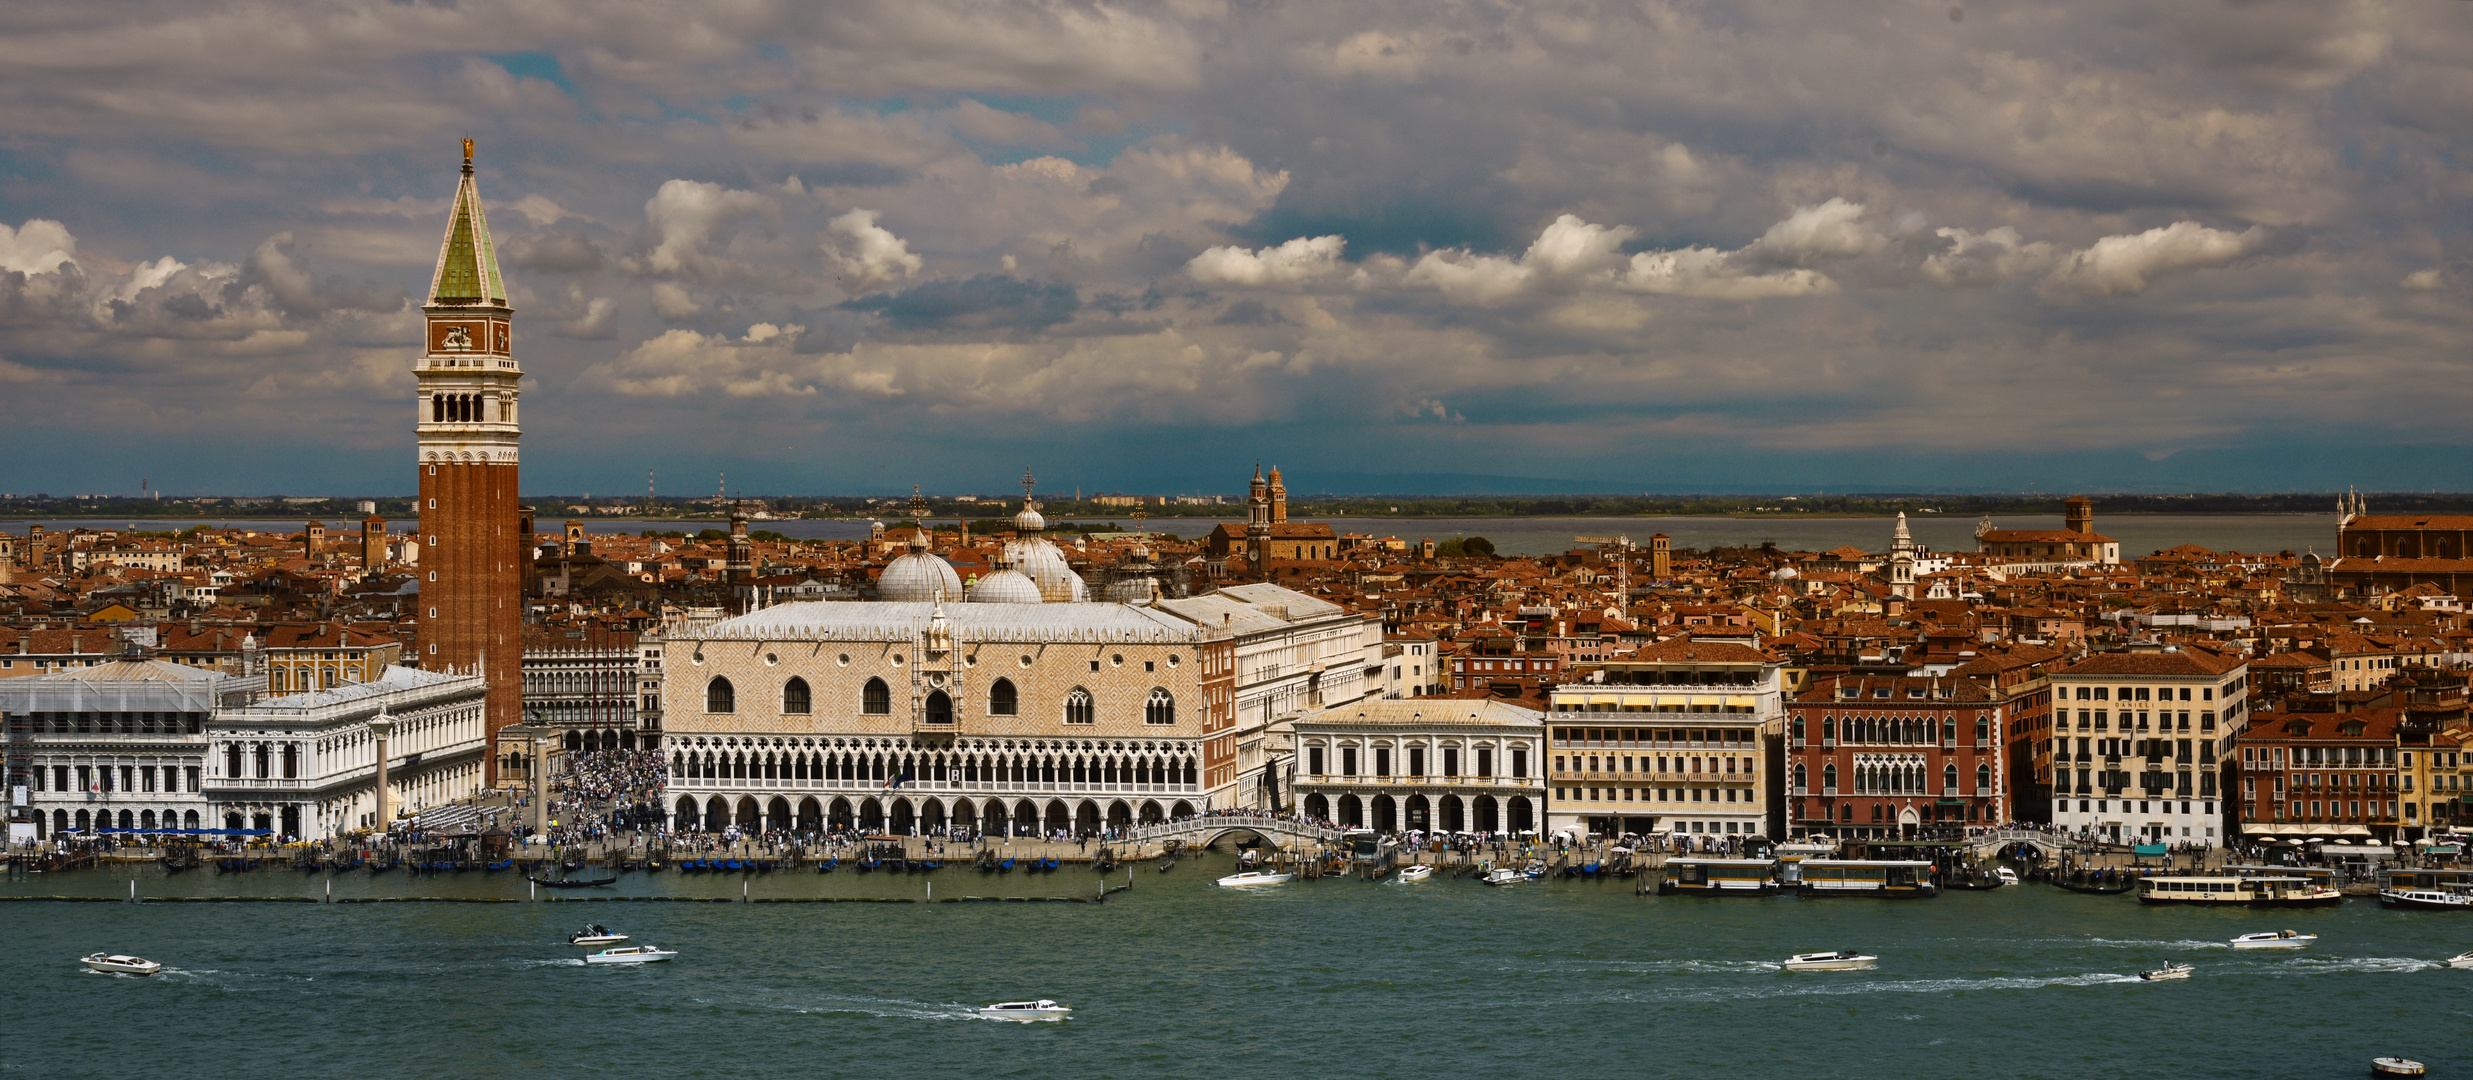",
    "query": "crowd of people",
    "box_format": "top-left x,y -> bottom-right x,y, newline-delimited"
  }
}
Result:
537,748 -> 668,848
